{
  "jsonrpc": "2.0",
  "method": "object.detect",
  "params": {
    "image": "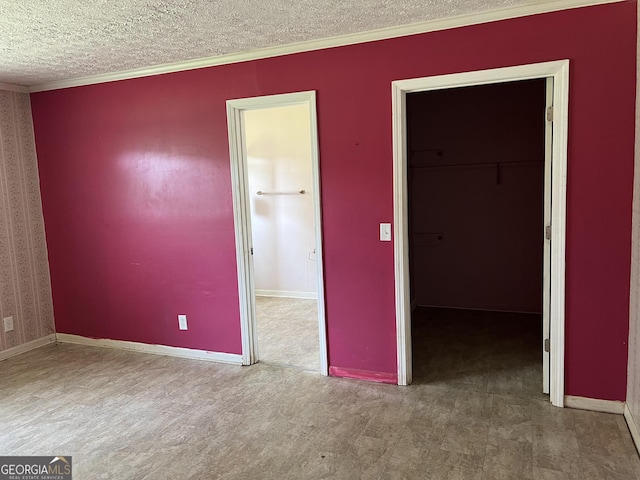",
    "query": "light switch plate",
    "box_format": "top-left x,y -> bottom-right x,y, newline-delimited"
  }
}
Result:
3,316 -> 14,333
380,223 -> 391,241
178,314 -> 188,330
